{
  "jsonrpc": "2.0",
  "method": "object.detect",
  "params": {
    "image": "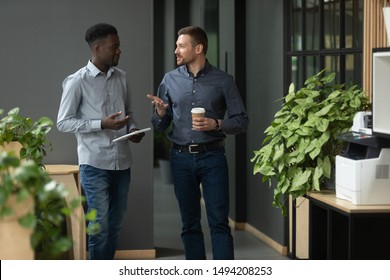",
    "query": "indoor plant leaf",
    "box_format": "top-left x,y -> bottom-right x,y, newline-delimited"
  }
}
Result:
251,69 -> 369,215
